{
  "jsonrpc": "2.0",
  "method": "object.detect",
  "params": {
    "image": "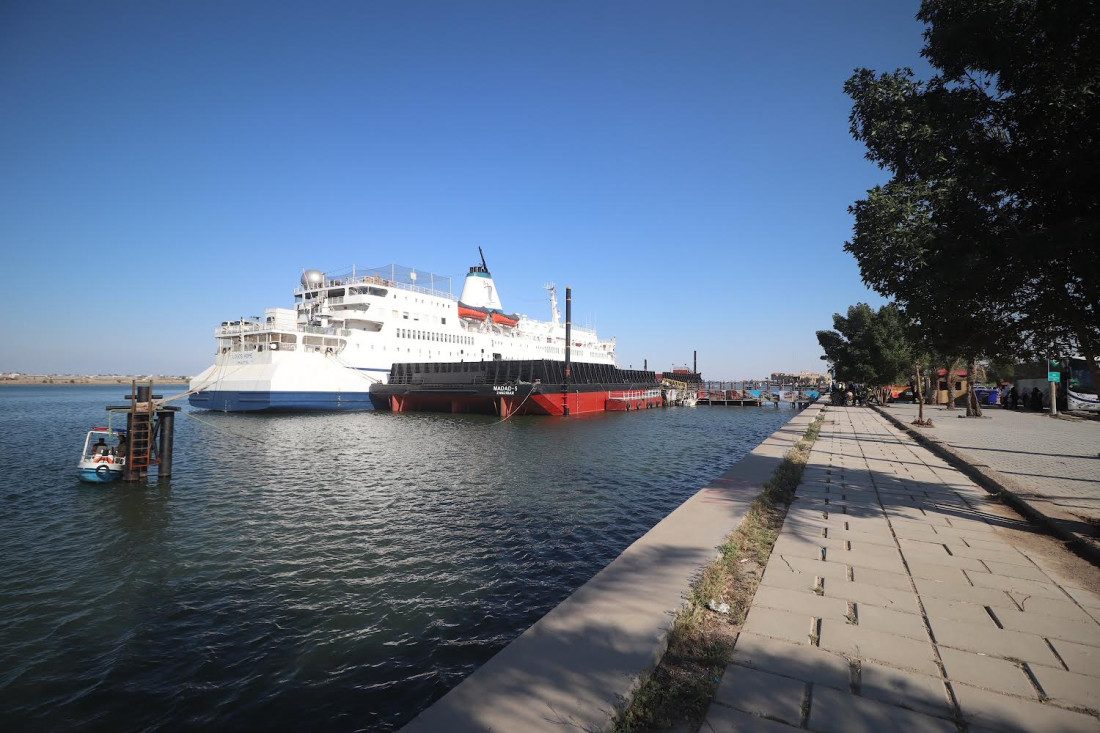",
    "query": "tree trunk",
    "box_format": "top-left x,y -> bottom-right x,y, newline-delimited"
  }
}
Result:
966,356 -> 982,417
945,362 -> 956,410
915,365 -> 925,423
